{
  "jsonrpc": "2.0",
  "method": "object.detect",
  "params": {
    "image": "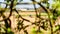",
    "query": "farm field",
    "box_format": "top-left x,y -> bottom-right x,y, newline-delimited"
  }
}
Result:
1,11 -> 52,34
0,10 -> 60,34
